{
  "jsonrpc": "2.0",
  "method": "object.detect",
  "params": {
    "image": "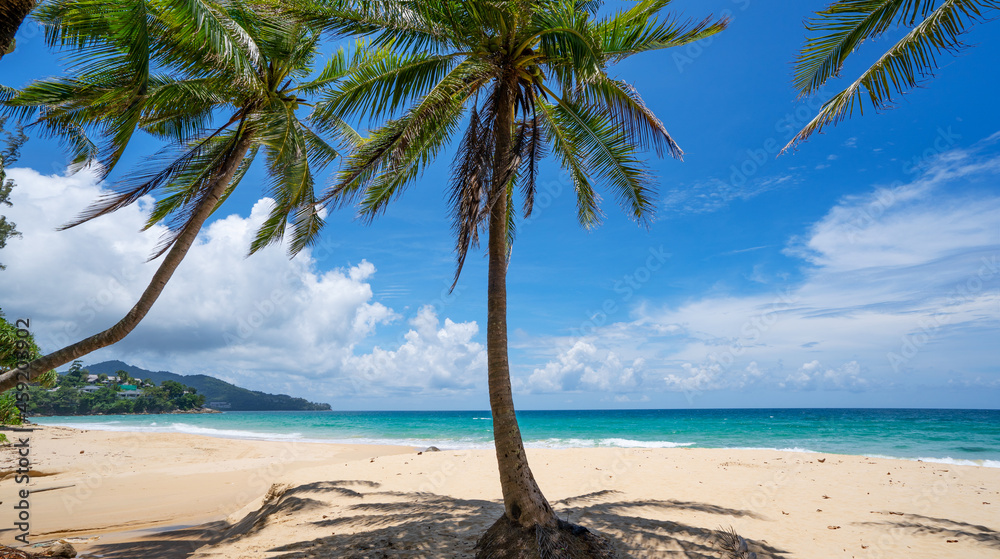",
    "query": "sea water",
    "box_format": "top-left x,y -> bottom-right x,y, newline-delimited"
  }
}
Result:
34,408 -> 1000,467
